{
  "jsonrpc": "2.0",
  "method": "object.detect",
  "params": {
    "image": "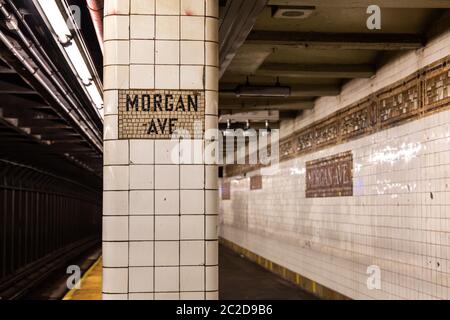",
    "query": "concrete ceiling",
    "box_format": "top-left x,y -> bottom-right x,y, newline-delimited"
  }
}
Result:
219,0 -> 446,123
